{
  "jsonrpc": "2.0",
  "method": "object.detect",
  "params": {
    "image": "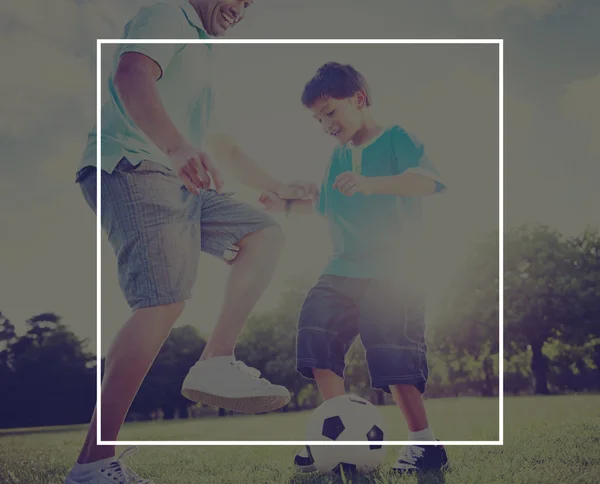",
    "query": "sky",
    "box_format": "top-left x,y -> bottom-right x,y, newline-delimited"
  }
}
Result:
0,0 -> 599,356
